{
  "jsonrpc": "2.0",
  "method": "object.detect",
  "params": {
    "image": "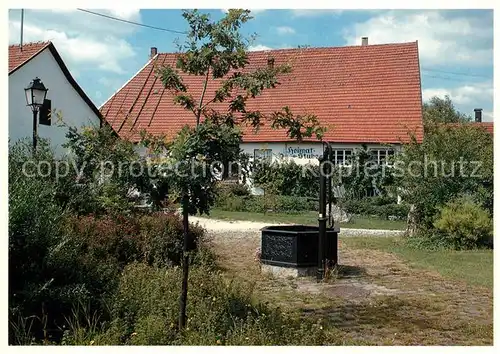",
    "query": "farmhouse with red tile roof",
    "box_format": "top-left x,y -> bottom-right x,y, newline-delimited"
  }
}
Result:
100,38 -> 424,164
